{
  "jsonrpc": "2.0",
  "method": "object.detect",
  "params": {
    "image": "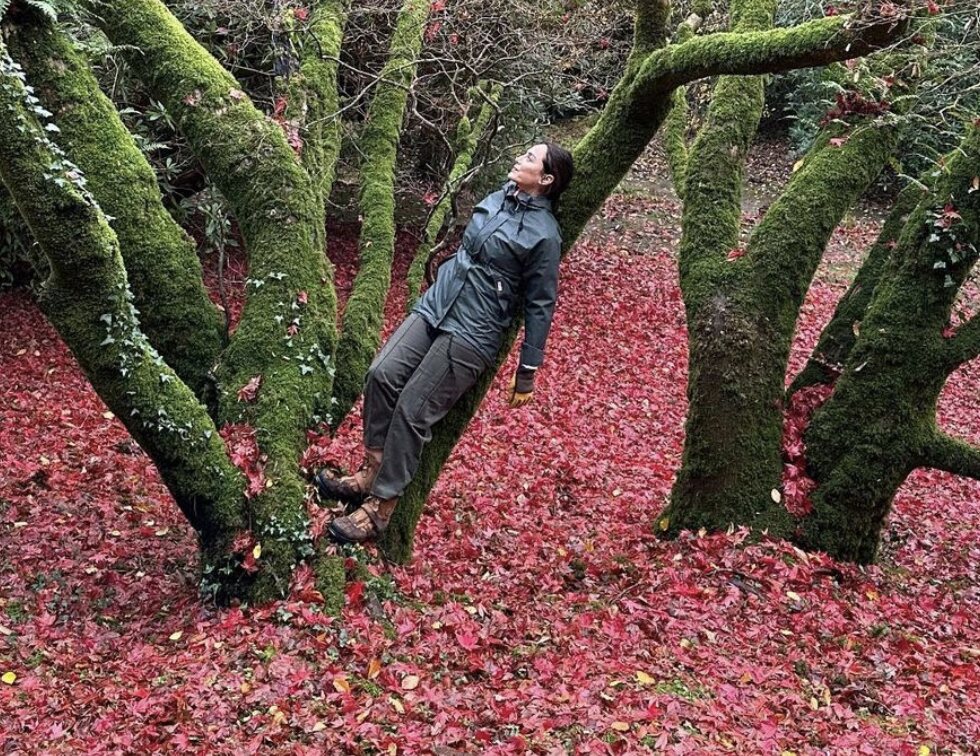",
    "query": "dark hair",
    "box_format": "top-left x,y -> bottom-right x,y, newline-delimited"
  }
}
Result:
541,141 -> 574,211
